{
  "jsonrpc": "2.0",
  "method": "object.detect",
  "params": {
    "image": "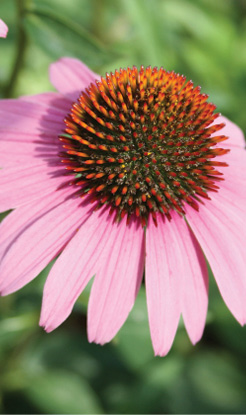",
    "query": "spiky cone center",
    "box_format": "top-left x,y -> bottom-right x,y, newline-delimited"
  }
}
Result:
60,65 -> 229,226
